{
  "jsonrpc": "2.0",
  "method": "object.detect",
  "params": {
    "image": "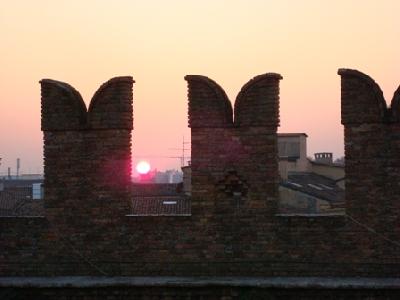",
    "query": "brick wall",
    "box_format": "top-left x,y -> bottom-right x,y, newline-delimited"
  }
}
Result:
339,69 -> 400,234
41,77 -> 133,227
1,71 -> 400,280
